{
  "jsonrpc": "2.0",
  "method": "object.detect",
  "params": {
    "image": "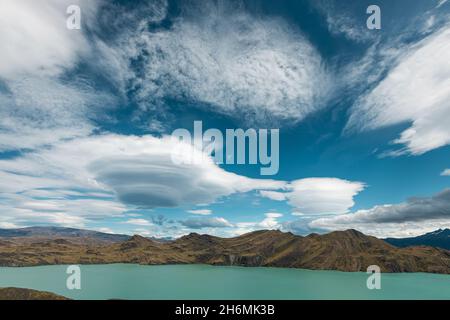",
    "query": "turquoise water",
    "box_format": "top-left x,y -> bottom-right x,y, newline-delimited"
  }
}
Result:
0,264 -> 449,300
